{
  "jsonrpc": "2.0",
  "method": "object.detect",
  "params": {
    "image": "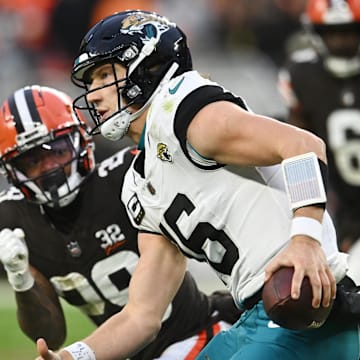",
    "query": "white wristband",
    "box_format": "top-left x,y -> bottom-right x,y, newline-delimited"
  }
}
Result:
63,342 -> 96,360
290,217 -> 323,244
